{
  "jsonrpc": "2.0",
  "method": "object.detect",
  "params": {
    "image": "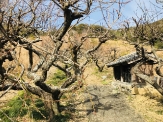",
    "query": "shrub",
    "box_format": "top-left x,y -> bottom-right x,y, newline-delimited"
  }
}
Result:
72,23 -> 89,34
155,41 -> 163,49
0,91 -> 47,121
